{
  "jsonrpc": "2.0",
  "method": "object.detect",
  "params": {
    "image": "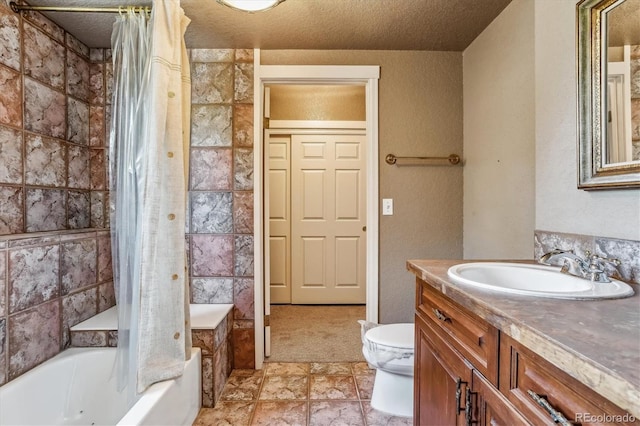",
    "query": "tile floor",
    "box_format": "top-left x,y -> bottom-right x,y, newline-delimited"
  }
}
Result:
193,361 -> 413,425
